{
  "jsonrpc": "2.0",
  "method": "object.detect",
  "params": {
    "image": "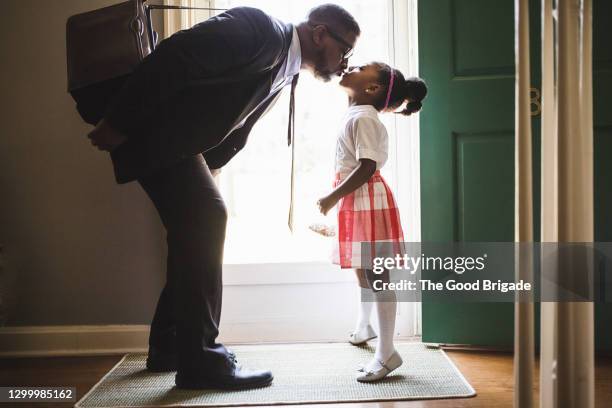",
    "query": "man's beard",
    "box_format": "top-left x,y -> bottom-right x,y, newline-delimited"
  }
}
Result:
312,48 -> 334,82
